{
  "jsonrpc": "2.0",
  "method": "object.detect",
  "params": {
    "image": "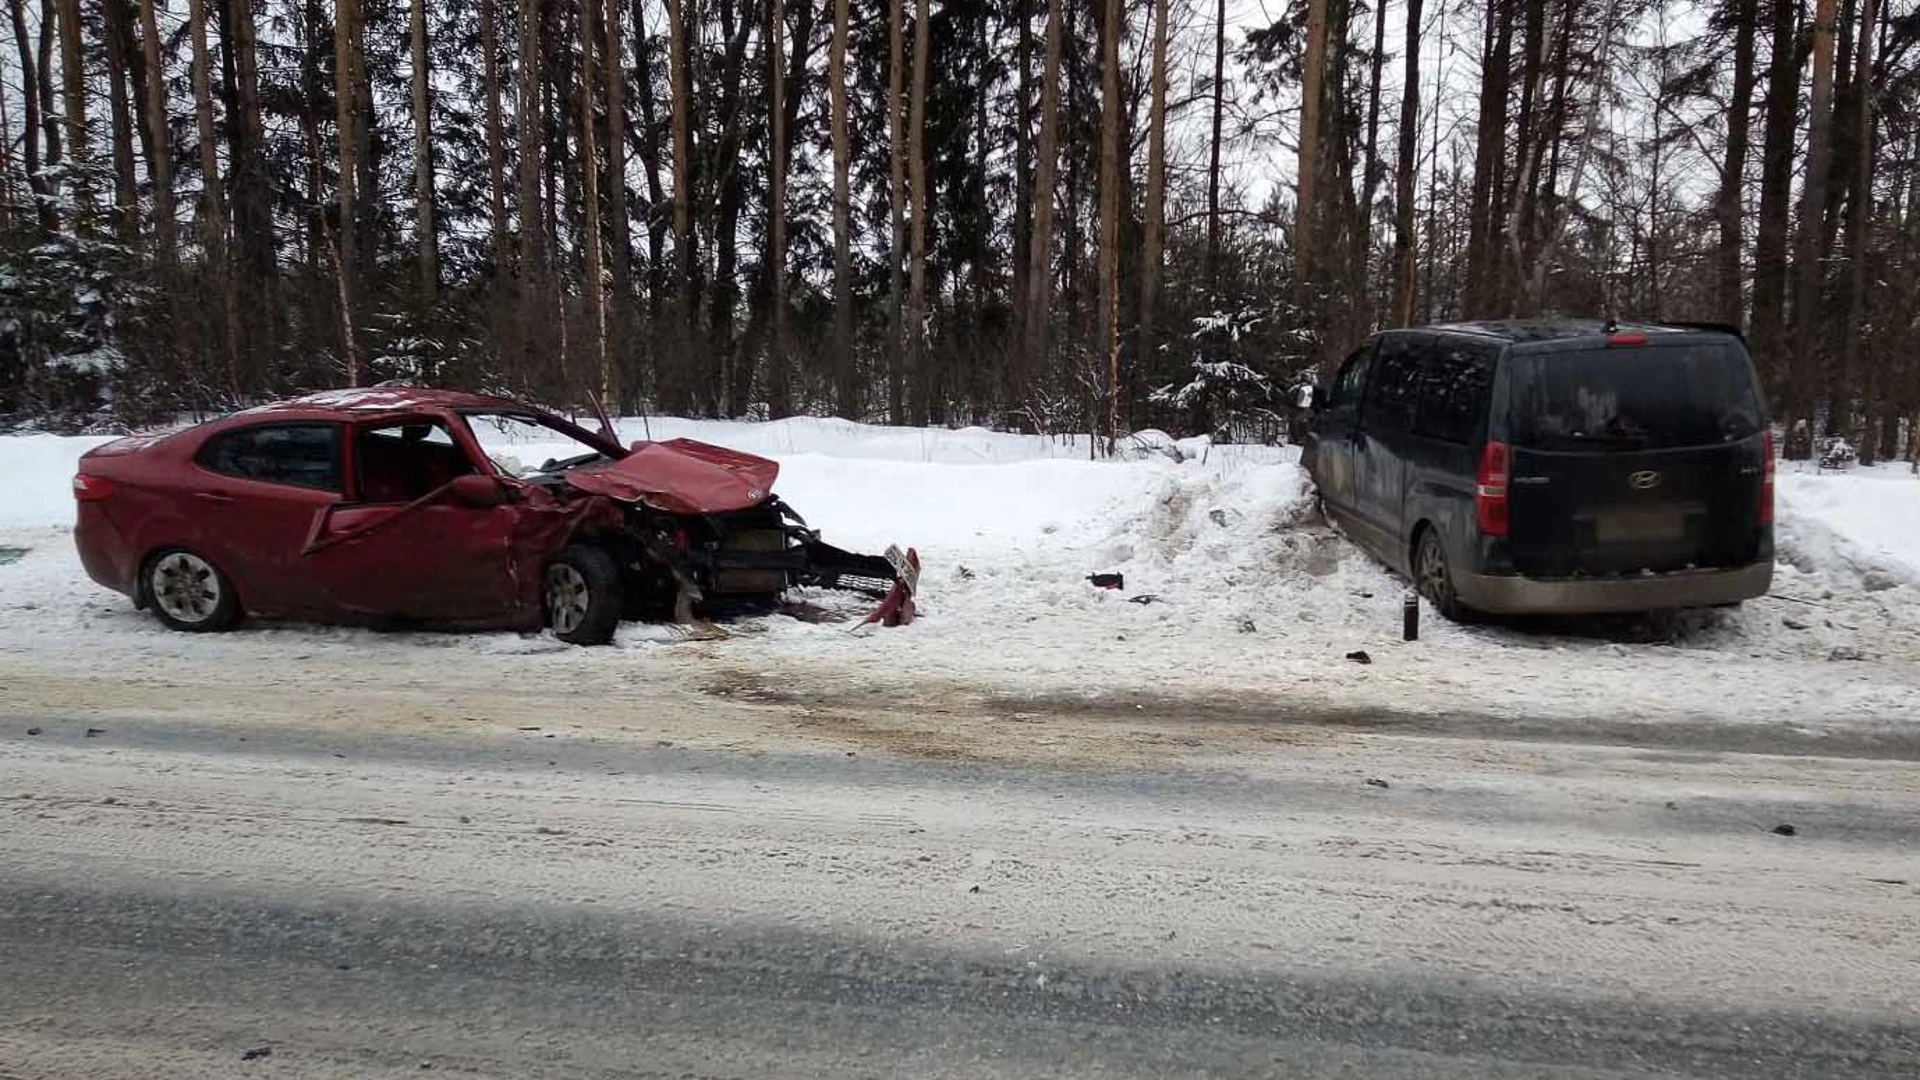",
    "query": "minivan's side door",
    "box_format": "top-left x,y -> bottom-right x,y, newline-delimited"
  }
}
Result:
1306,343 -> 1374,516
1354,334 -> 1426,561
